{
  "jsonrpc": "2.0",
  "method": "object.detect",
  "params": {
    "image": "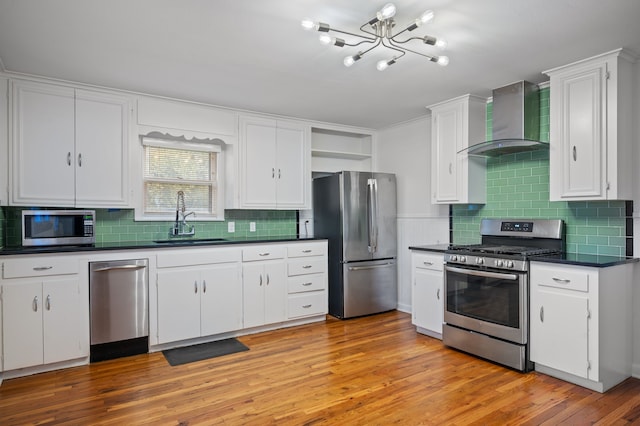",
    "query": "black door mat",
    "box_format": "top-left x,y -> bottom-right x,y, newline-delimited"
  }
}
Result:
163,338 -> 249,366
